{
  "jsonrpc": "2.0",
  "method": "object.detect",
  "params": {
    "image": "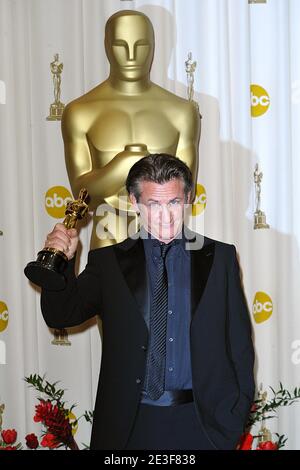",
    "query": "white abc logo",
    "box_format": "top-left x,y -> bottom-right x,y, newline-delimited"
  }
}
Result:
45,193 -> 72,208
250,84 -> 270,117
192,184 -> 207,217
251,93 -> 270,107
45,186 -> 73,219
253,300 -> 272,313
252,291 -> 273,323
0,310 -> 8,321
194,193 -> 207,204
